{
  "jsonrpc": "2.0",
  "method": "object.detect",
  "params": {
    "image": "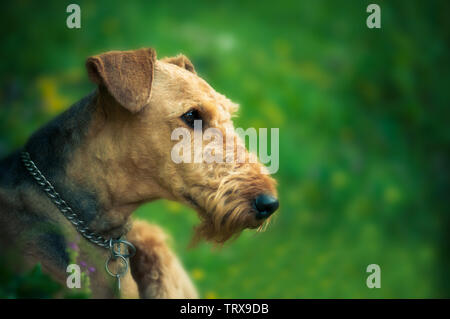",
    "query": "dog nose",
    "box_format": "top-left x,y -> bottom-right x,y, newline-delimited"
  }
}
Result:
254,194 -> 279,219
